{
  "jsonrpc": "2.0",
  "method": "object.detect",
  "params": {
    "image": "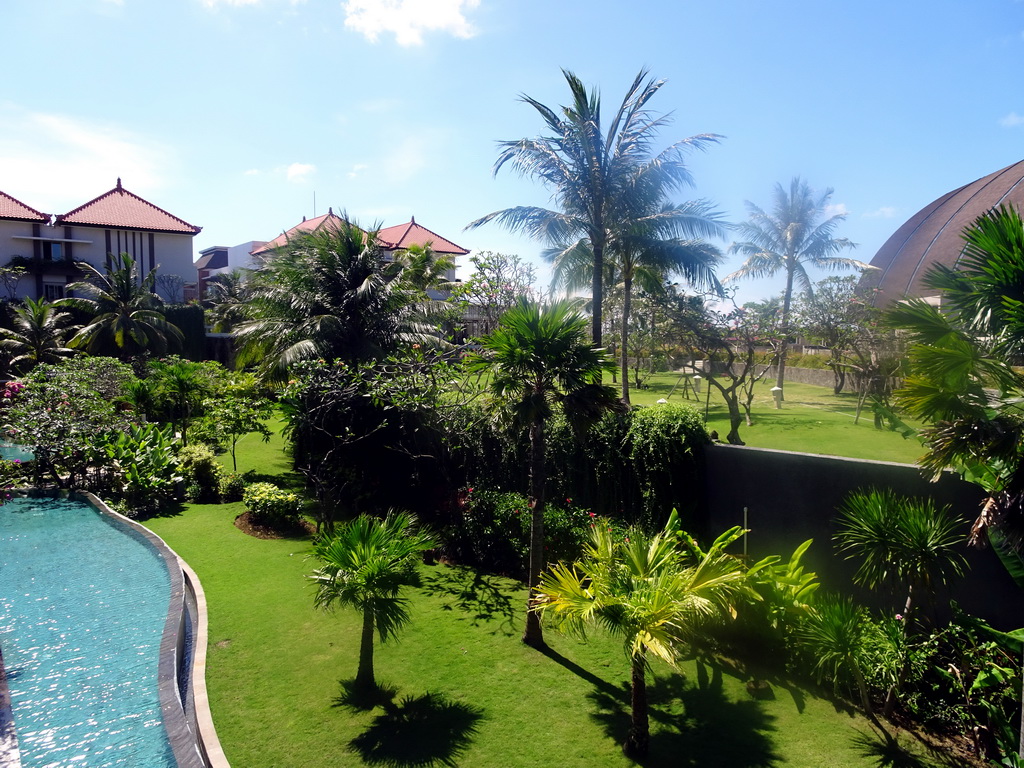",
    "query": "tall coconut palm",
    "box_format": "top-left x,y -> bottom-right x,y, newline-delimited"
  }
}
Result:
309,511 -> 436,692
0,297 -> 77,374
551,195 -> 725,403
536,511 -> 749,757
466,299 -> 622,647
235,220 -> 432,381
60,252 -> 183,360
468,69 -> 721,348
727,178 -> 866,404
